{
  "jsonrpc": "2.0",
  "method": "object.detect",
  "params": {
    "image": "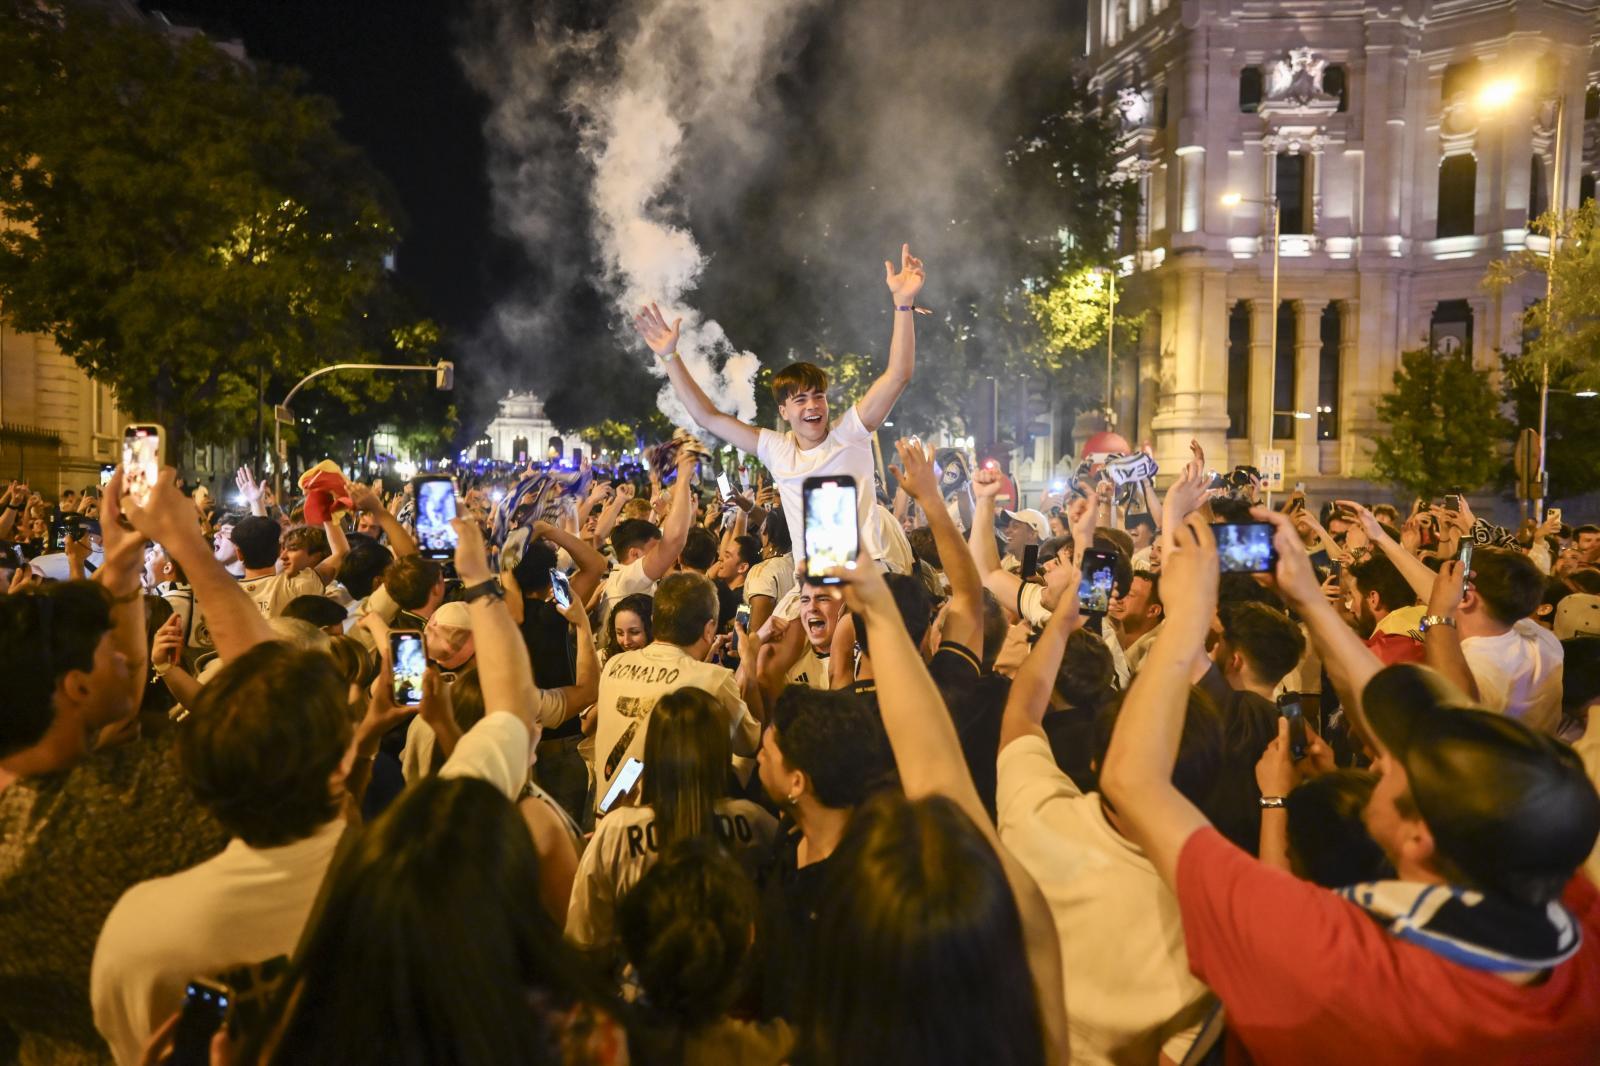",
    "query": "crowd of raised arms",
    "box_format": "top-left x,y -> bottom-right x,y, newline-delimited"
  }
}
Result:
4,245 -> 1600,1066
